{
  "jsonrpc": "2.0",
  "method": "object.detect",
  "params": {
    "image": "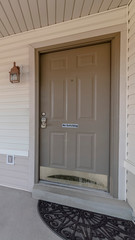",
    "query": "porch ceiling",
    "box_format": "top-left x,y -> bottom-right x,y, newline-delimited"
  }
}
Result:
0,0 -> 130,38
